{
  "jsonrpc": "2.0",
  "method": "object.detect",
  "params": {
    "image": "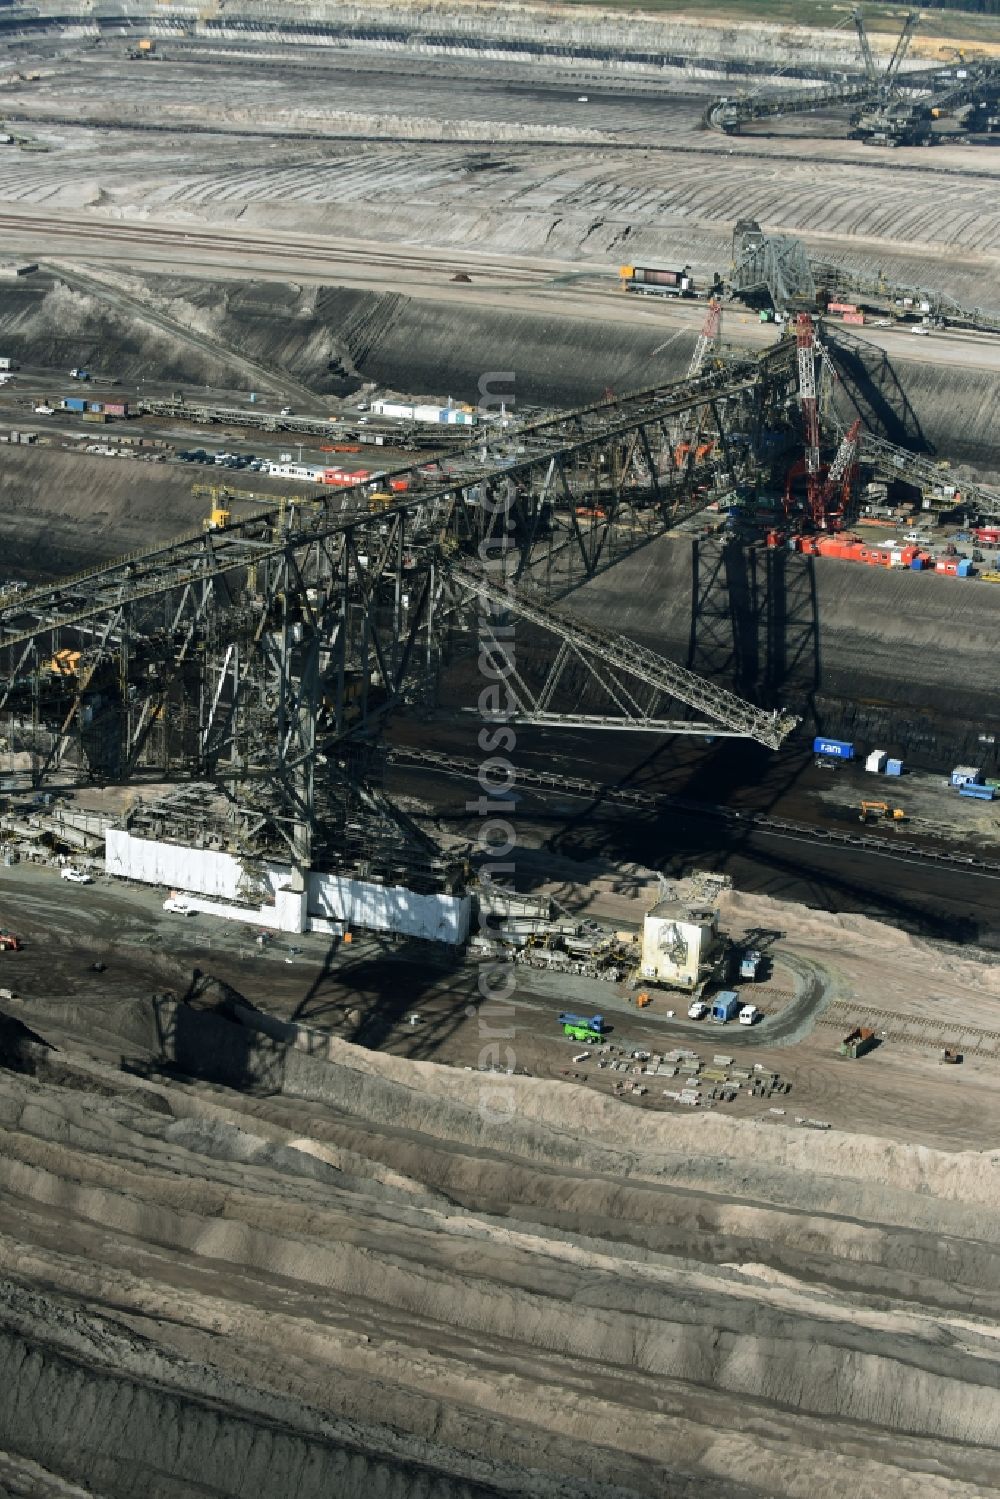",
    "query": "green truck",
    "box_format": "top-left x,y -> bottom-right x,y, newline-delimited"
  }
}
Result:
558,1012 -> 606,1045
